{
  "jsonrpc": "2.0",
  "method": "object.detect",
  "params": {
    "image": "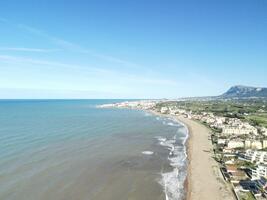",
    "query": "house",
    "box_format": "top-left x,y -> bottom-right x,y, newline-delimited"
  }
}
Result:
245,140 -> 265,150
244,140 -> 252,149
231,170 -> 247,182
226,164 -> 238,173
218,139 -> 226,145
263,140 -> 267,149
227,140 -> 244,149
255,177 -> 267,193
260,127 -> 267,136
244,149 -> 267,165
160,107 -> 169,114
222,125 -> 257,136
225,159 -> 236,165
252,165 -> 267,179
251,141 -> 263,150
223,148 -> 234,153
